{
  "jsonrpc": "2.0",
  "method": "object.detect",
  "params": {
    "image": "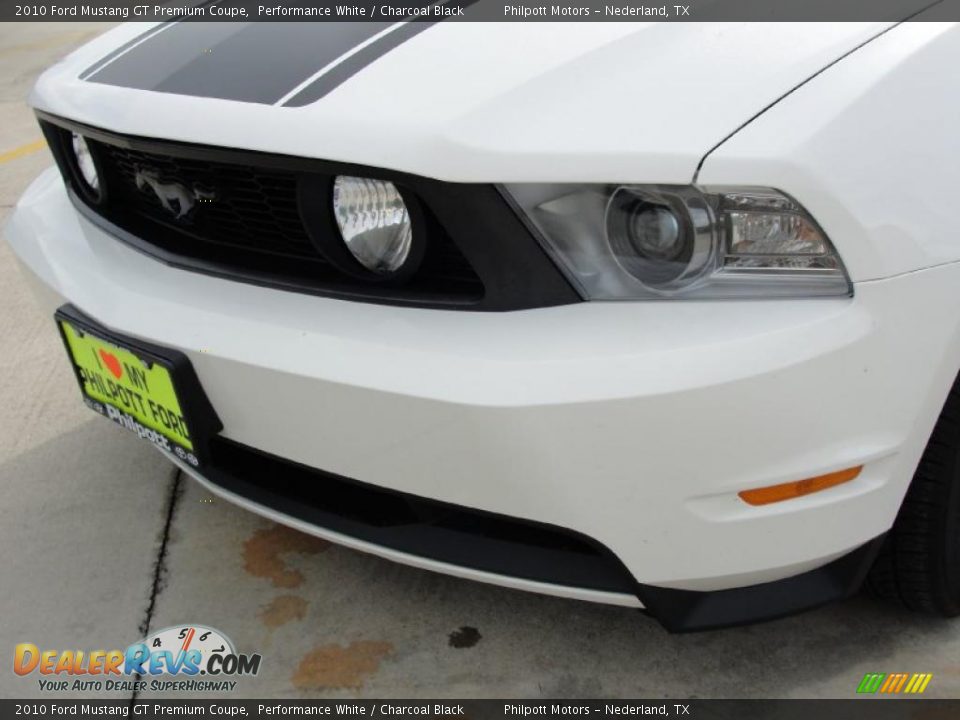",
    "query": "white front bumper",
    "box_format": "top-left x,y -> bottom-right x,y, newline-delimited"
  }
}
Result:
8,167 -> 960,599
